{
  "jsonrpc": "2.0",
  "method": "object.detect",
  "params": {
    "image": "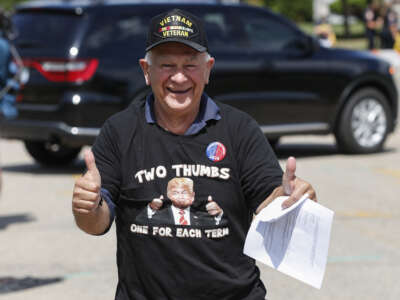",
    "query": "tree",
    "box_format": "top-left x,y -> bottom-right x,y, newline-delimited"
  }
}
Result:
1,0 -> 28,11
330,0 -> 368,19
265,0 -> 314,22
342,0 -> 350,37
